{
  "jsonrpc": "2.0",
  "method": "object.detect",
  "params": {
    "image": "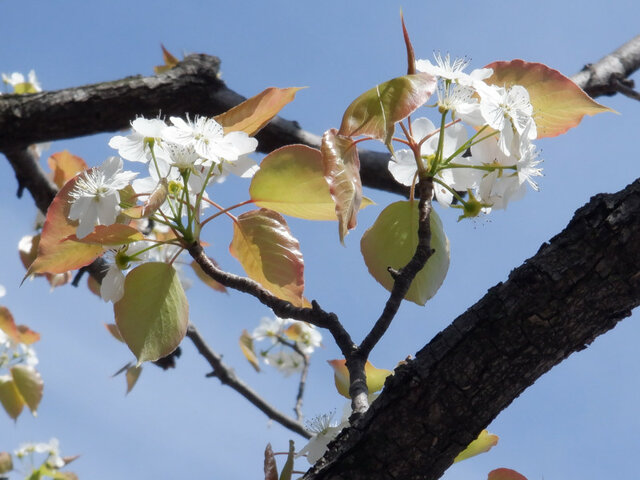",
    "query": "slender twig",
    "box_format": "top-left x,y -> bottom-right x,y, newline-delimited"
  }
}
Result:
276,336 -> 310,421
612,77 -> 640,101
186,323 -> 311,439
